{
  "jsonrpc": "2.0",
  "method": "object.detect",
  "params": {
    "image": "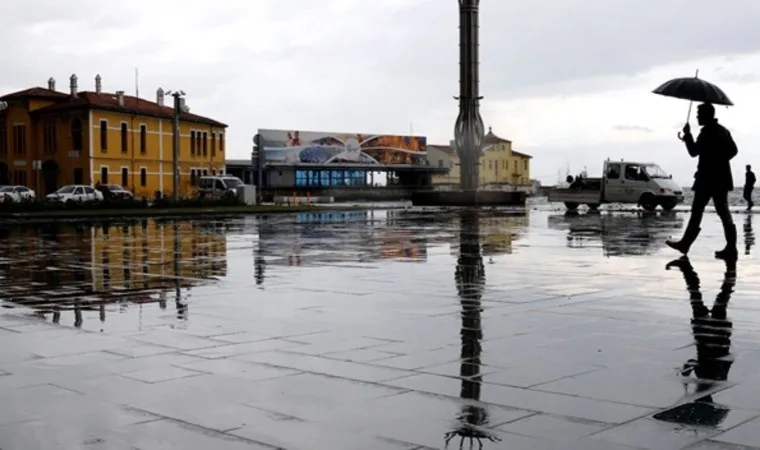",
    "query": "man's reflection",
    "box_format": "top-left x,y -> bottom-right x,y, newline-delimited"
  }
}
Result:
744,214 -> 754,255
659,257 -> 736,427
445,211 -> 500,449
